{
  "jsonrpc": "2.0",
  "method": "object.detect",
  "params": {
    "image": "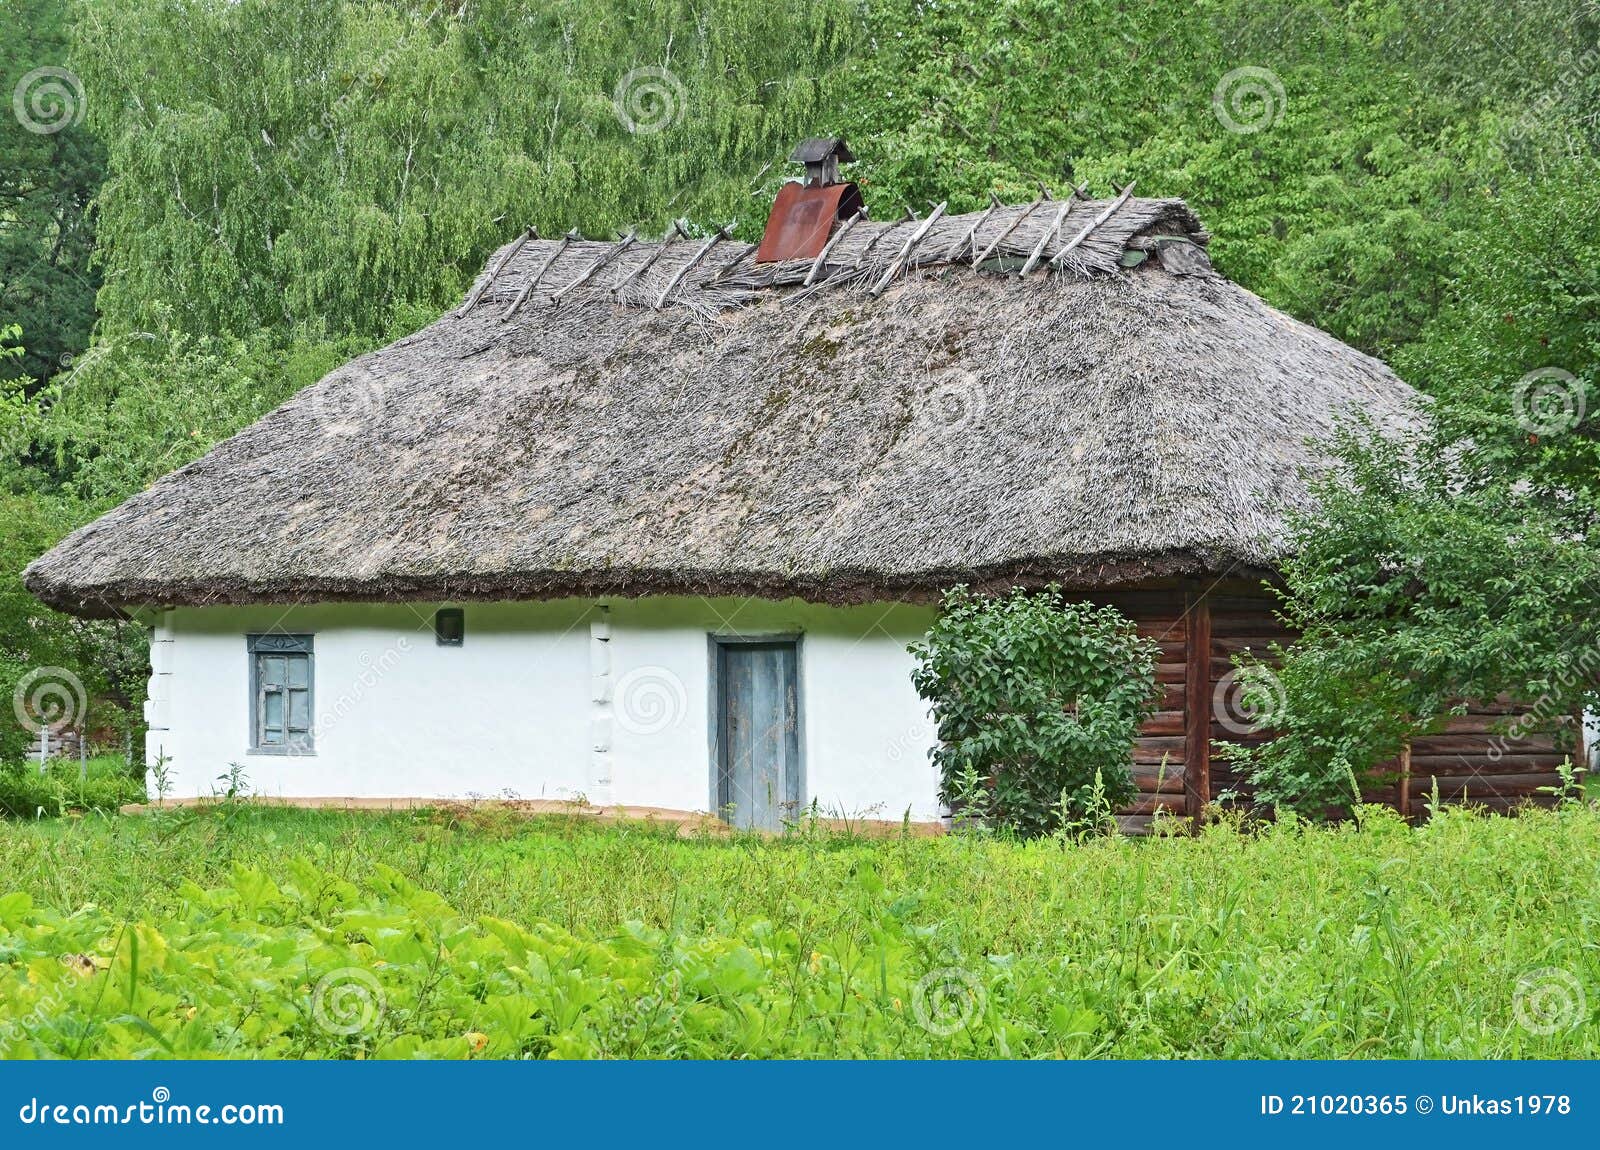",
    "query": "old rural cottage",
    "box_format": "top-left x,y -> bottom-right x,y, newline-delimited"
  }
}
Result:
24,140 -> 1568,830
